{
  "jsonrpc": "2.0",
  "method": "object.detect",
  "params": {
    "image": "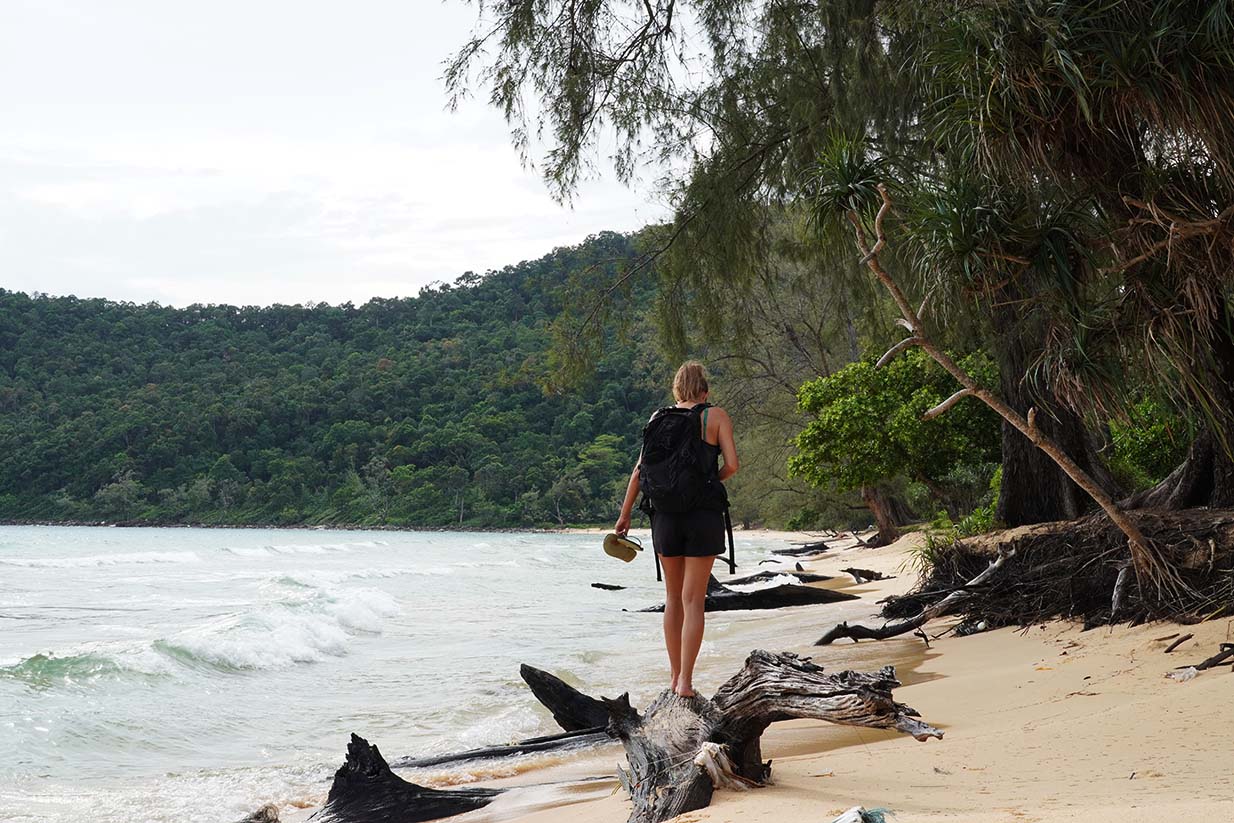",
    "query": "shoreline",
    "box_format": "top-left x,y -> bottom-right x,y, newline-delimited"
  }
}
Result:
0,518 -> 604,533
0,519 -> 851,546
